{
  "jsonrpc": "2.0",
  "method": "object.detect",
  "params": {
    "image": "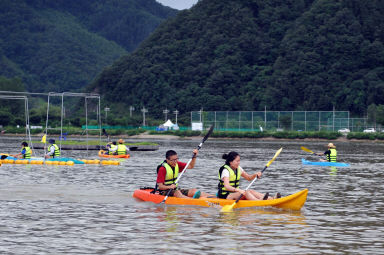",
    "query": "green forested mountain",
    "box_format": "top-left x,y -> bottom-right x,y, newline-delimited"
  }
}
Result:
0,0 -> 177,92
89,0 -> 384,118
